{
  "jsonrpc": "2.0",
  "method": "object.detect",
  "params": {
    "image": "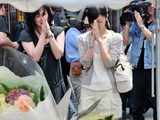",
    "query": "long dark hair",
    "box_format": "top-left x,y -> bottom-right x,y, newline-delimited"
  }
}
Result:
25,5 -> 53,35
84,6 -> 110,29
